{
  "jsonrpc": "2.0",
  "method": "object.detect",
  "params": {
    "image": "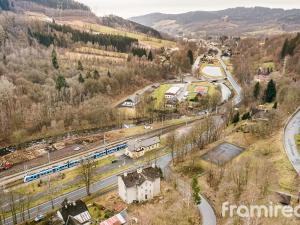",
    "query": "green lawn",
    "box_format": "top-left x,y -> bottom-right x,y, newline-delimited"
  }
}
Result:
295,134 -> 300,153
262,62 -> 275,70
64,20 -> 176,49
152,84 -> 171,108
